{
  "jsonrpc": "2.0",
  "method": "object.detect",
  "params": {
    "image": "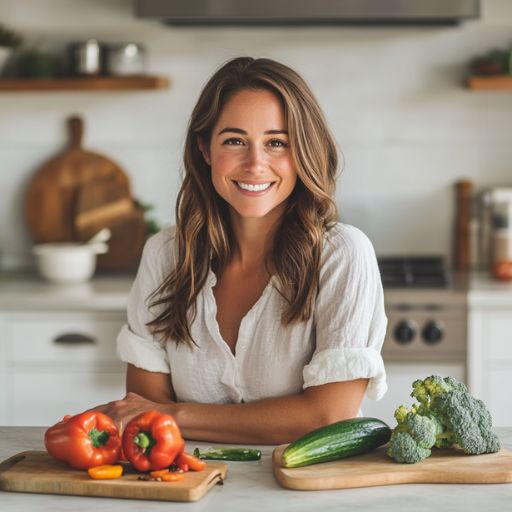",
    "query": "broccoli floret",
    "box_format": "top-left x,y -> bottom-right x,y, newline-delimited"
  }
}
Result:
386,407 -> 437,463
434,390 -> 501,455
386,431 -> 432,464
411,403 -> 454,448
387,375 -> 500,464
411,375 -> 467,407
